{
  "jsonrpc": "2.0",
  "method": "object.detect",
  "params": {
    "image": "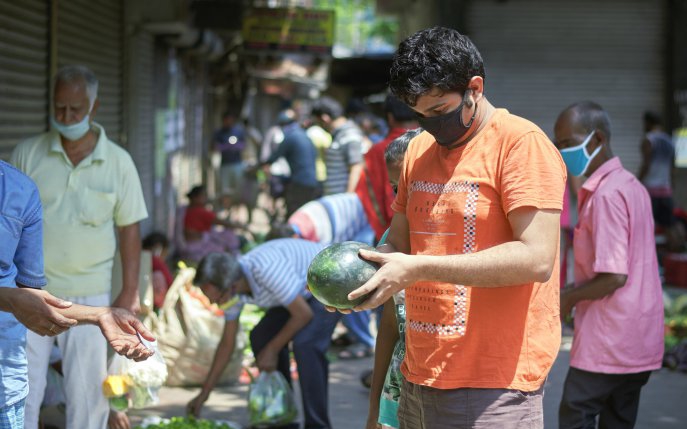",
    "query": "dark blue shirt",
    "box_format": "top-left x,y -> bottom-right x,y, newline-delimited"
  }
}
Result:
0,160 -> 47,407
214,124 -> 246,165
267,123 -> 318,187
